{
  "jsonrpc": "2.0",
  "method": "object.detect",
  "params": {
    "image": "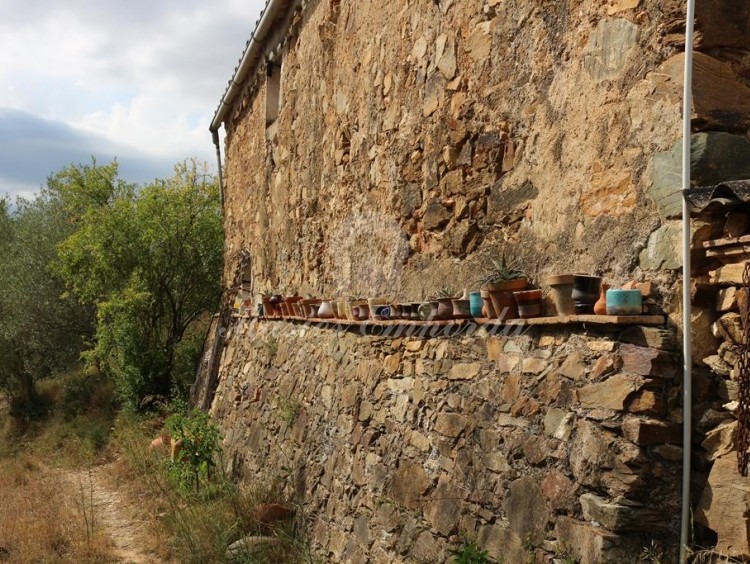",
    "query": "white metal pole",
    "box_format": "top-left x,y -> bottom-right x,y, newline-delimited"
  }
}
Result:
680,0 -> 696,561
